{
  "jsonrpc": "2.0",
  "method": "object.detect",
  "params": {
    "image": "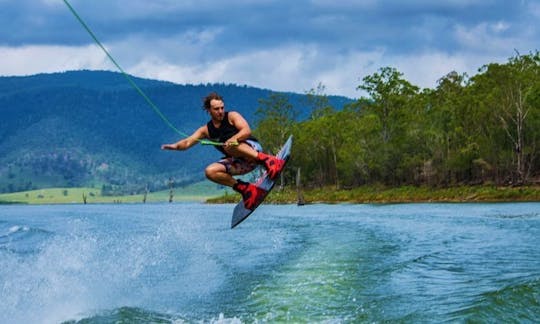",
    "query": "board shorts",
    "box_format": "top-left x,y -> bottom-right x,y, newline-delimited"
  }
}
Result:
218,139 -> 263,175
